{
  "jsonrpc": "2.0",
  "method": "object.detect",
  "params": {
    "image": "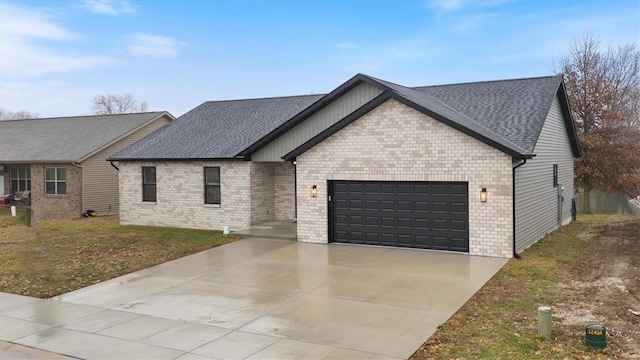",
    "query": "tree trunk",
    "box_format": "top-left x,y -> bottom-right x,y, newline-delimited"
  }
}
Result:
582,183 -> 592,214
